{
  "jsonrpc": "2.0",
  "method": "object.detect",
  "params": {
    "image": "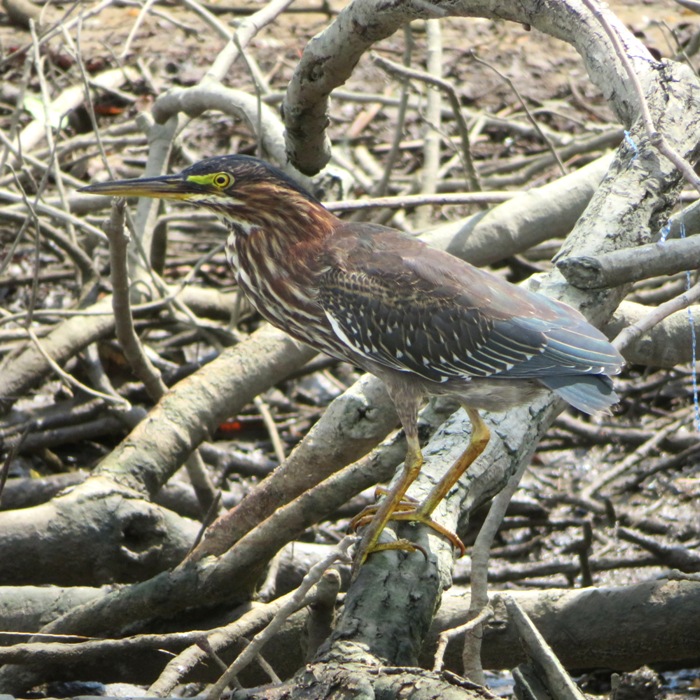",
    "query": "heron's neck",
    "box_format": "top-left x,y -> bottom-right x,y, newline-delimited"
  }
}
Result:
223,190 -> 338,287
227,184 -> 338,252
